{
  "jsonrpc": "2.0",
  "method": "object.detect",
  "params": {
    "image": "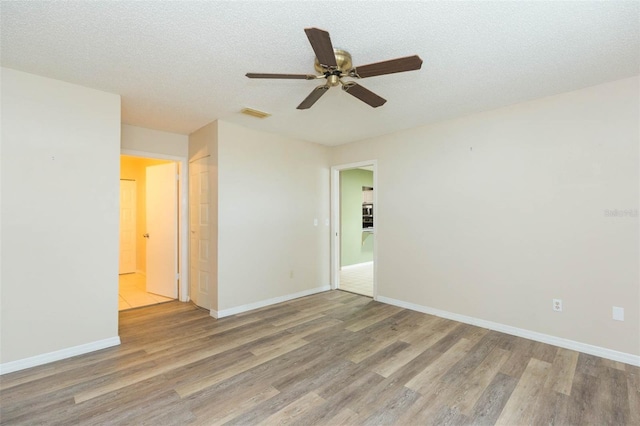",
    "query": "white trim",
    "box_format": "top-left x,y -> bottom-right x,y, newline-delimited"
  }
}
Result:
120,149 -> 189,303
377,296 -> 640,367
330,167 -> 340,290
121,149 -> 183,162
0,337 -> 121,375
340,261 -> 374,270
210,285 -> 331,319
330,160 -> 378,299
